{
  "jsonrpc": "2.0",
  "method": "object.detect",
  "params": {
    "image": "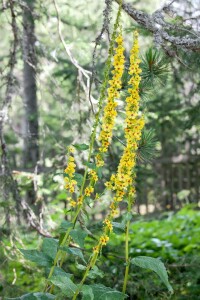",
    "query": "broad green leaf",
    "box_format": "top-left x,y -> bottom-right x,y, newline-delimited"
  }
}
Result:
75,262 -> 87,270
97,167 -> 102,179
5,292 -> 55,300
20,249 -> 52,267
73,143 -> 89,150
70,228 -> 87,248
60,246 -> 86,263
112,222 -> 125,234
88,266 -> 104,279
83,161 -> 96,169
99,291 -> 127,300
42,238 -> 58,260
58,220 -> 73,233
81,285 -> 94,300
73,173 -> 84,187
49,275 -> 77,297
131,256 -> 173,292
123,212 -> 133,223
46,266 -> 72,278
89,284 -> 127,300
